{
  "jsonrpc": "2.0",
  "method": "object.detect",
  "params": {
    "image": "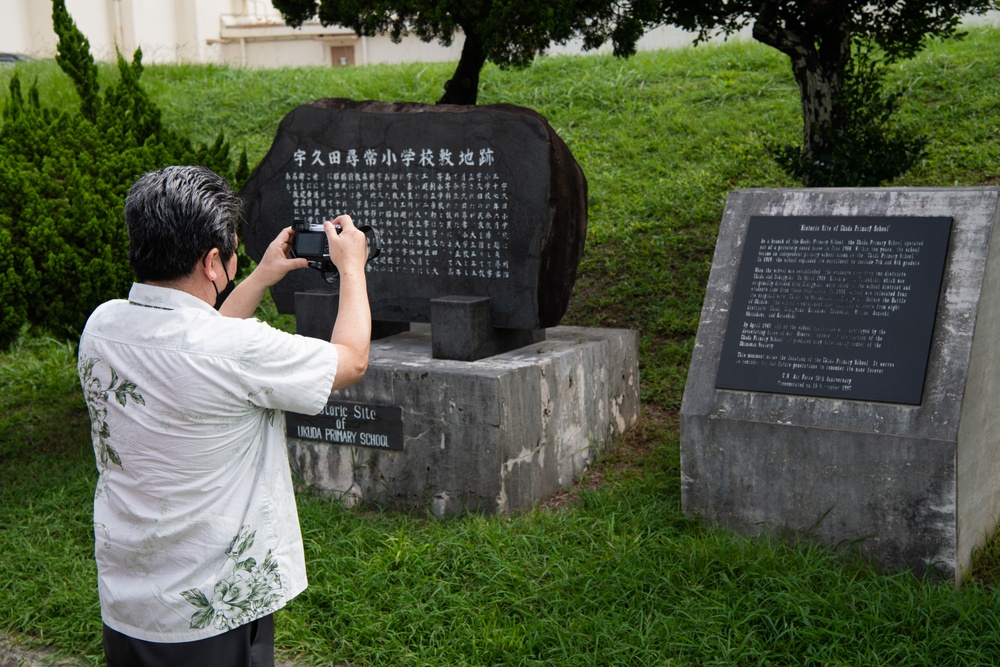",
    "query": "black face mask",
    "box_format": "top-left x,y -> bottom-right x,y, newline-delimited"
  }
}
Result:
213,262 -> 236,310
